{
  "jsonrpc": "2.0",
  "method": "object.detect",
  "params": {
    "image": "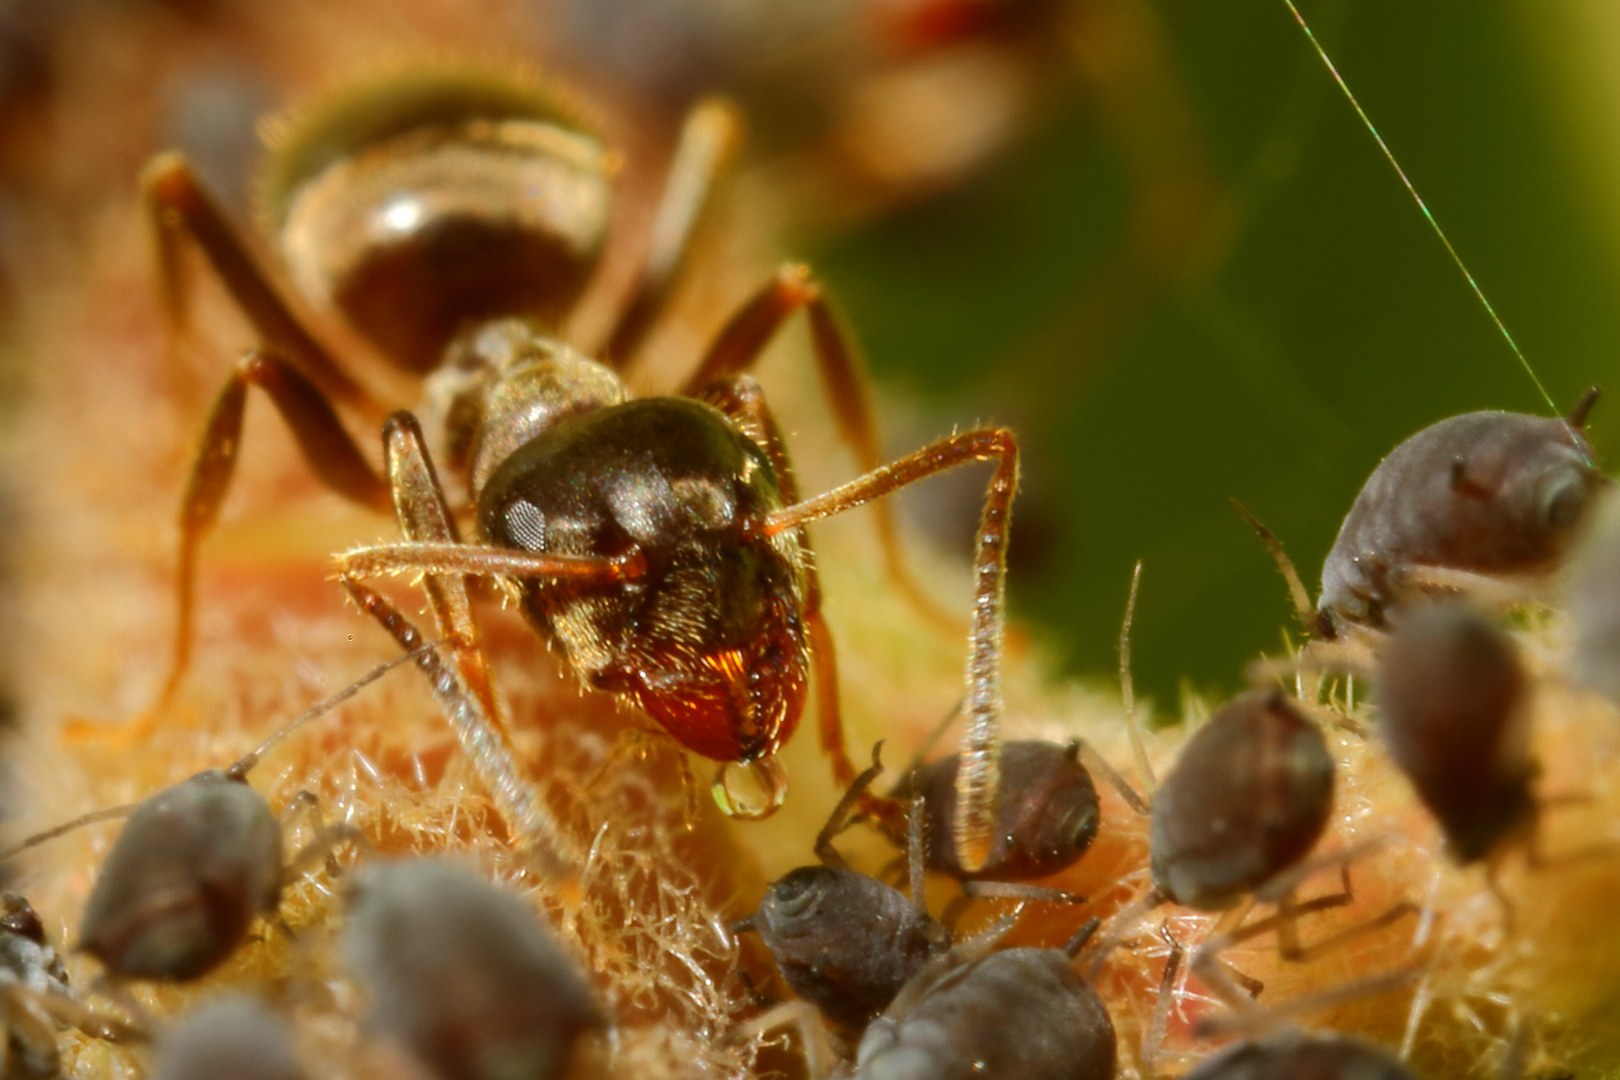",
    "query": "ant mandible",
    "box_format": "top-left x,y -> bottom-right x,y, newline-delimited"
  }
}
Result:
146,65 -> 1018,871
